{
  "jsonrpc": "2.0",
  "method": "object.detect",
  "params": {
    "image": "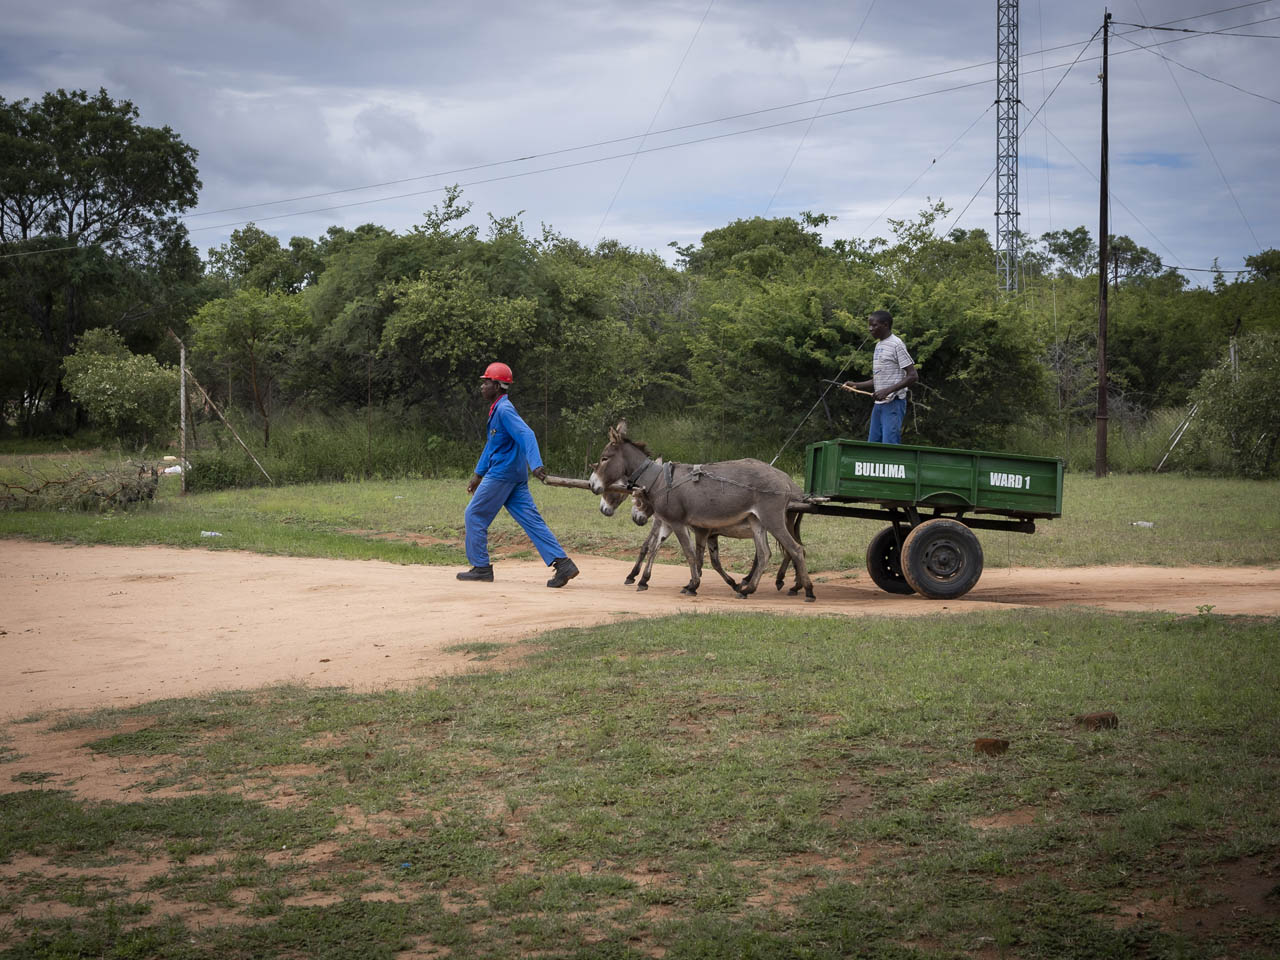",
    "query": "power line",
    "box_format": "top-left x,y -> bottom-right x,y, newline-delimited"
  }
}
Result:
592,0 -> 715,245
947,24 -> 1104,236
1111,19 -> 1280,38
1152,0 -> 1275,24
1113,31 -> 1280,106
180,20 -> 1247,224
1031,115 -> 1183,267
764,0 -> 877,216
856,102 -> 994,239
1158,263 -> 1254,273
185,78 -> 998,235
0,243 -> 82,261
1130,0 -> 1262,251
